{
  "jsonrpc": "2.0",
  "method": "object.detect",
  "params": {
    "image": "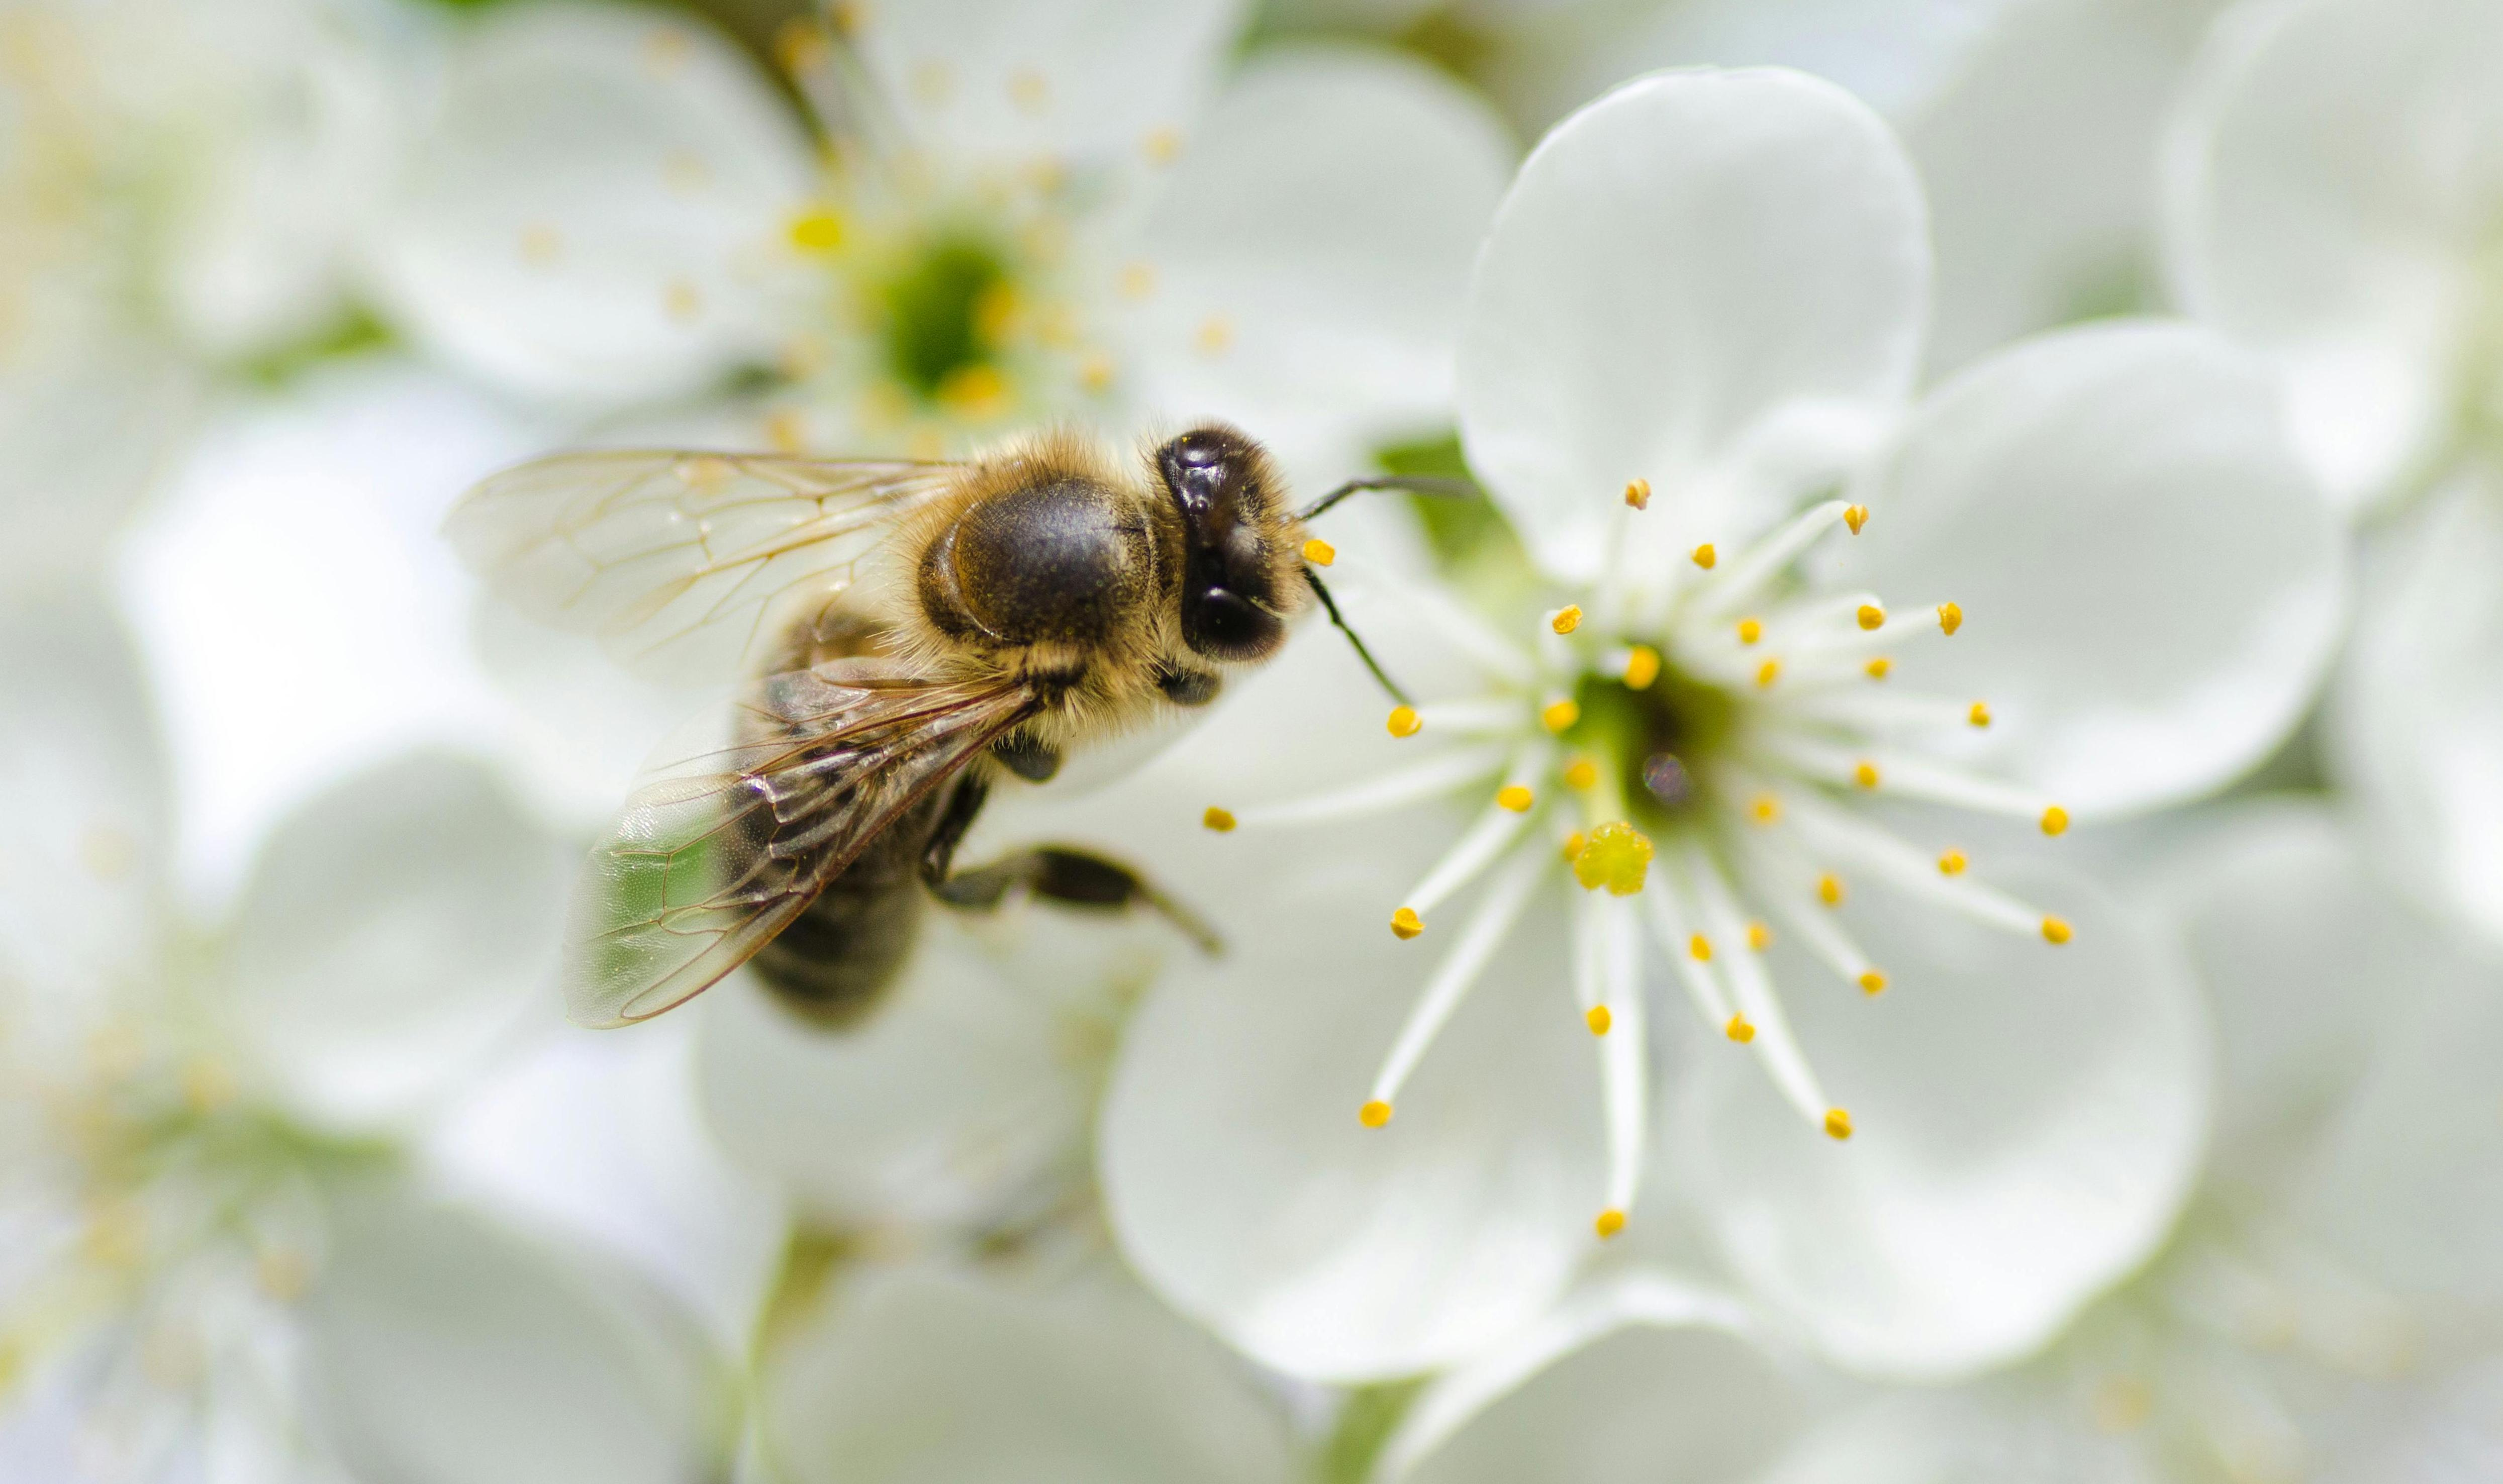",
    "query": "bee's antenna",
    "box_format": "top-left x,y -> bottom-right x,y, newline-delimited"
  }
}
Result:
1297,474 -> 1481,523
1302,566 -> 1410,706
